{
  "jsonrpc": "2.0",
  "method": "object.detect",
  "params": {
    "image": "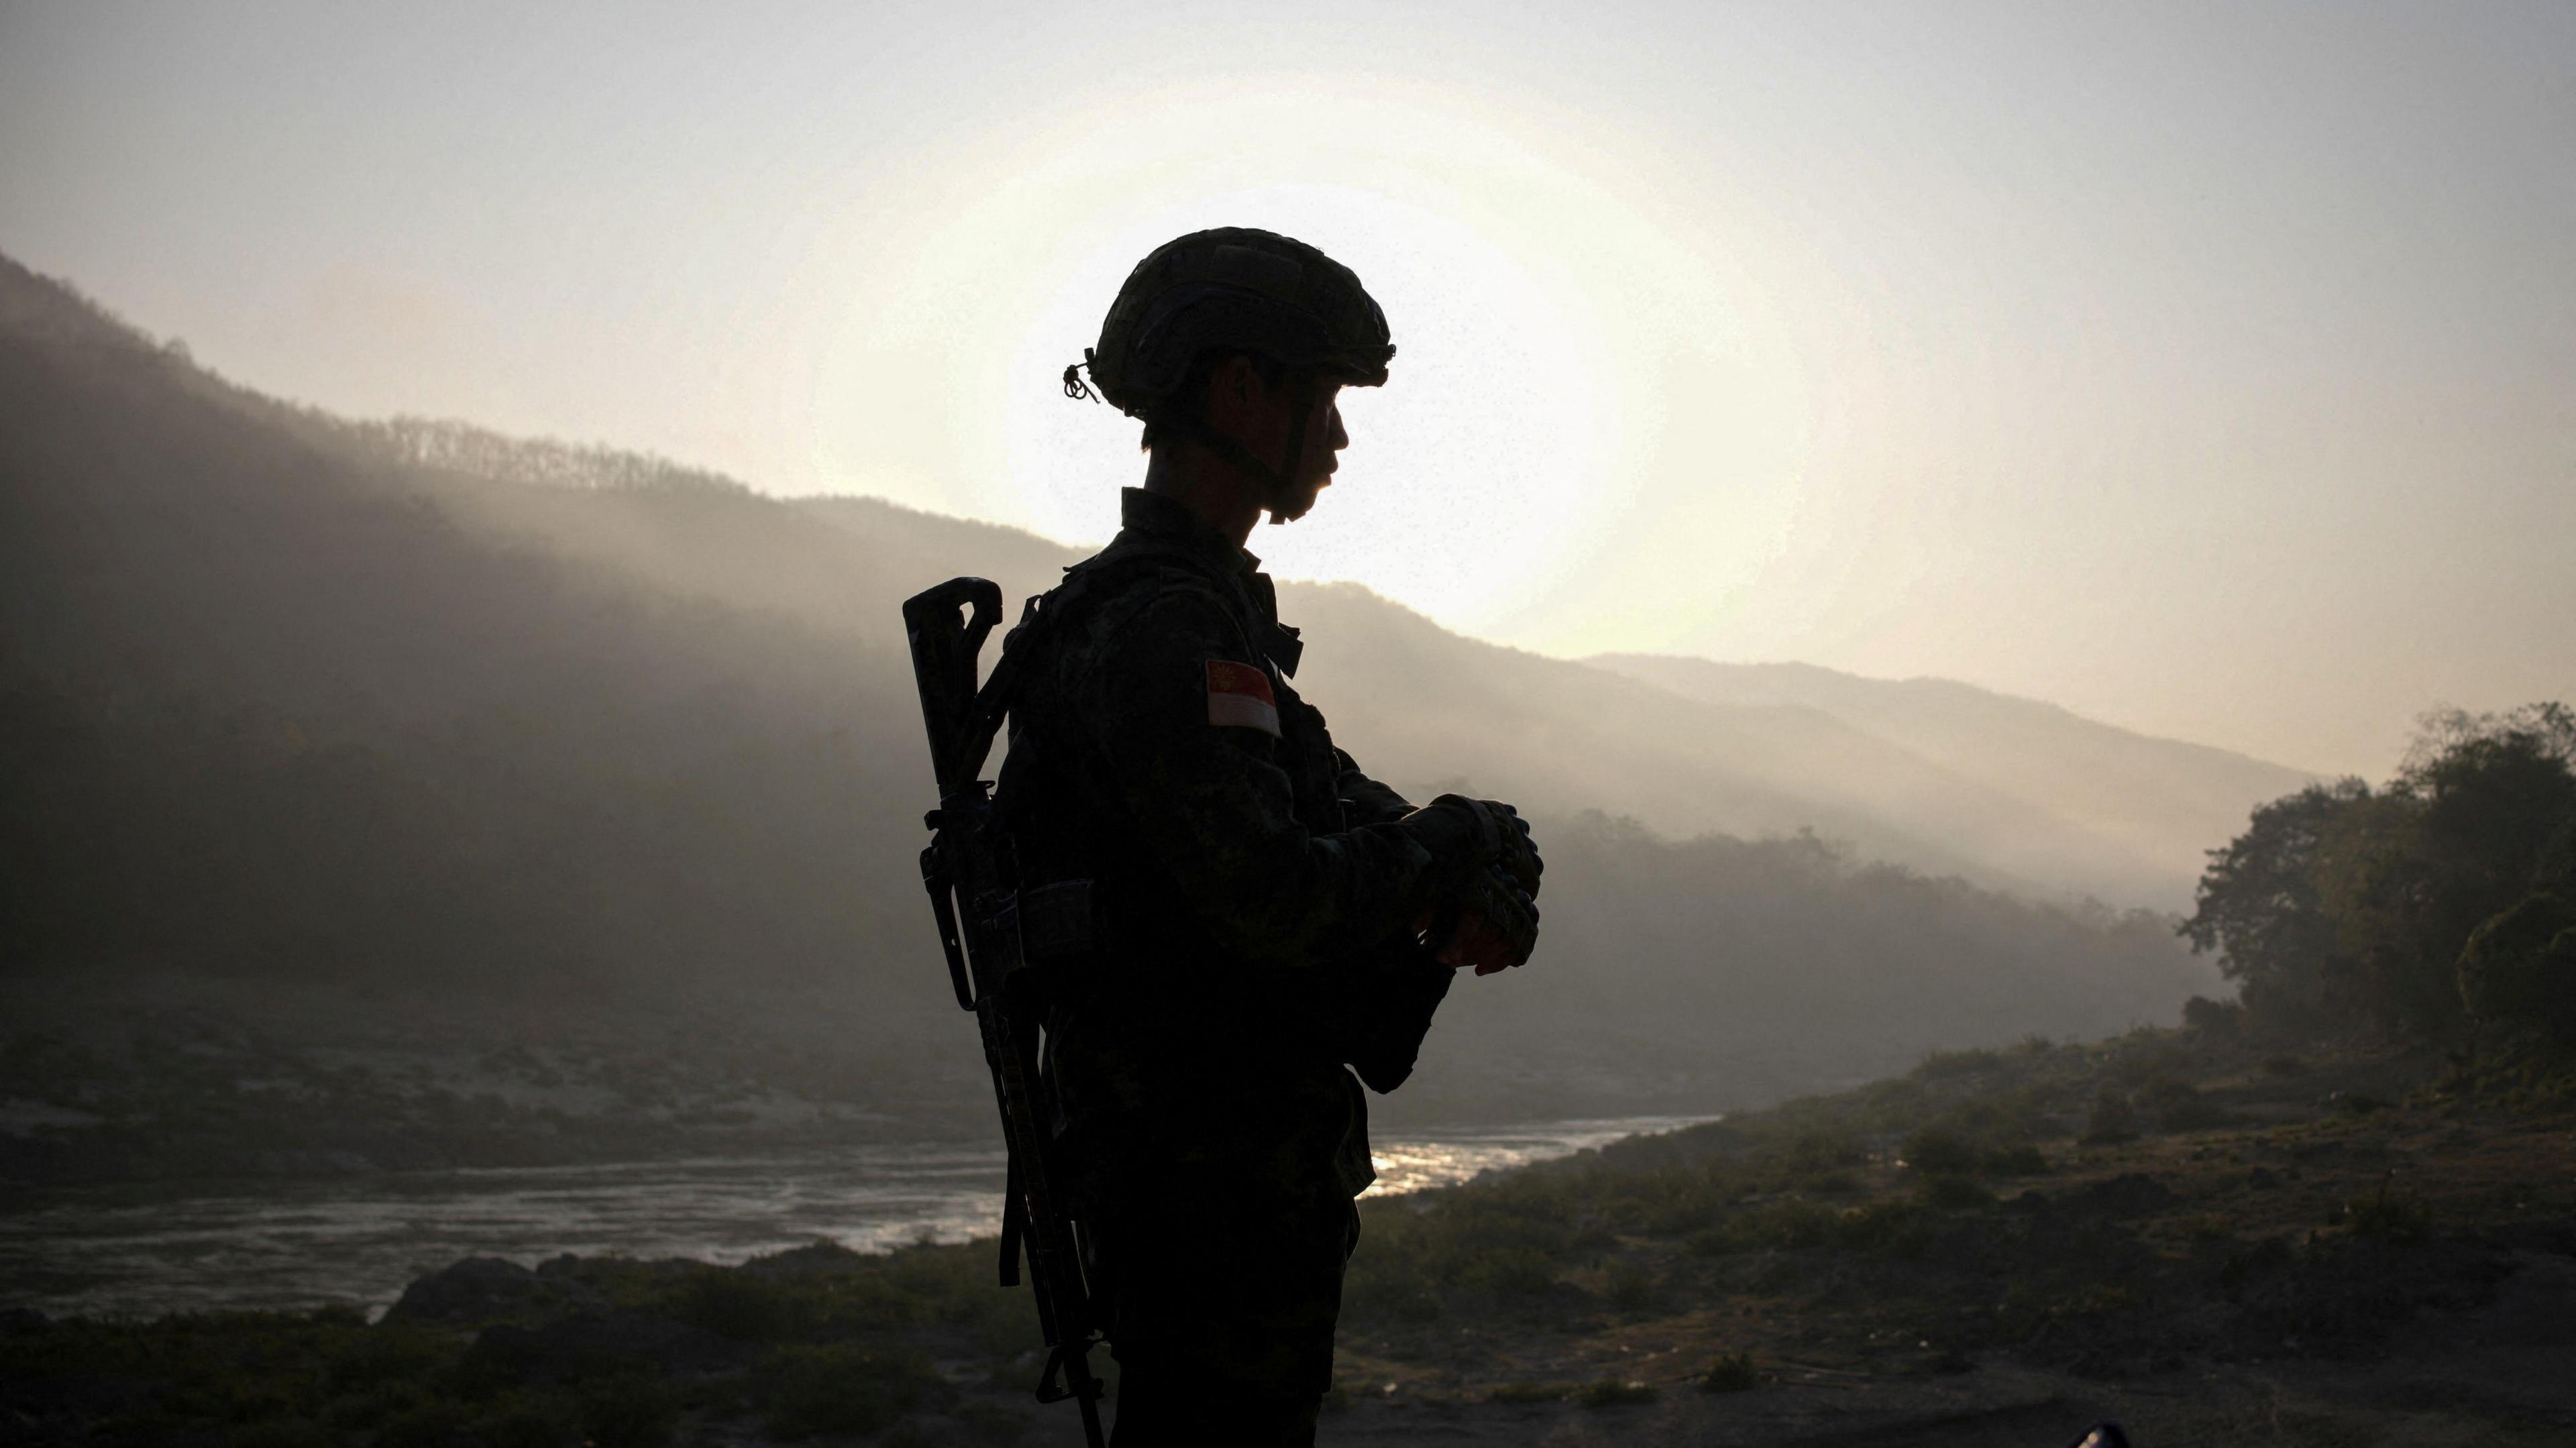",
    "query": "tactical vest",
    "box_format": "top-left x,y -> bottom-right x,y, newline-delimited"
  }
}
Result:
983,533 -> 1438,1205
